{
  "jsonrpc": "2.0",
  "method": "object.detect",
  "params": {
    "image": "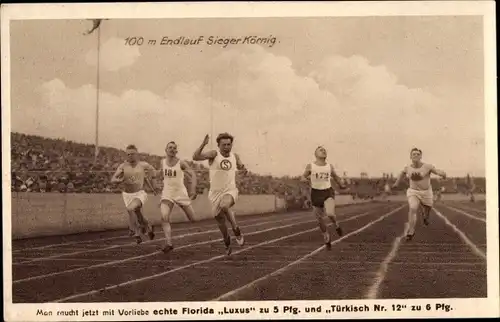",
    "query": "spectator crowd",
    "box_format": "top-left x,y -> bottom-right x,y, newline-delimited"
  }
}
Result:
11,133 -> 485,204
